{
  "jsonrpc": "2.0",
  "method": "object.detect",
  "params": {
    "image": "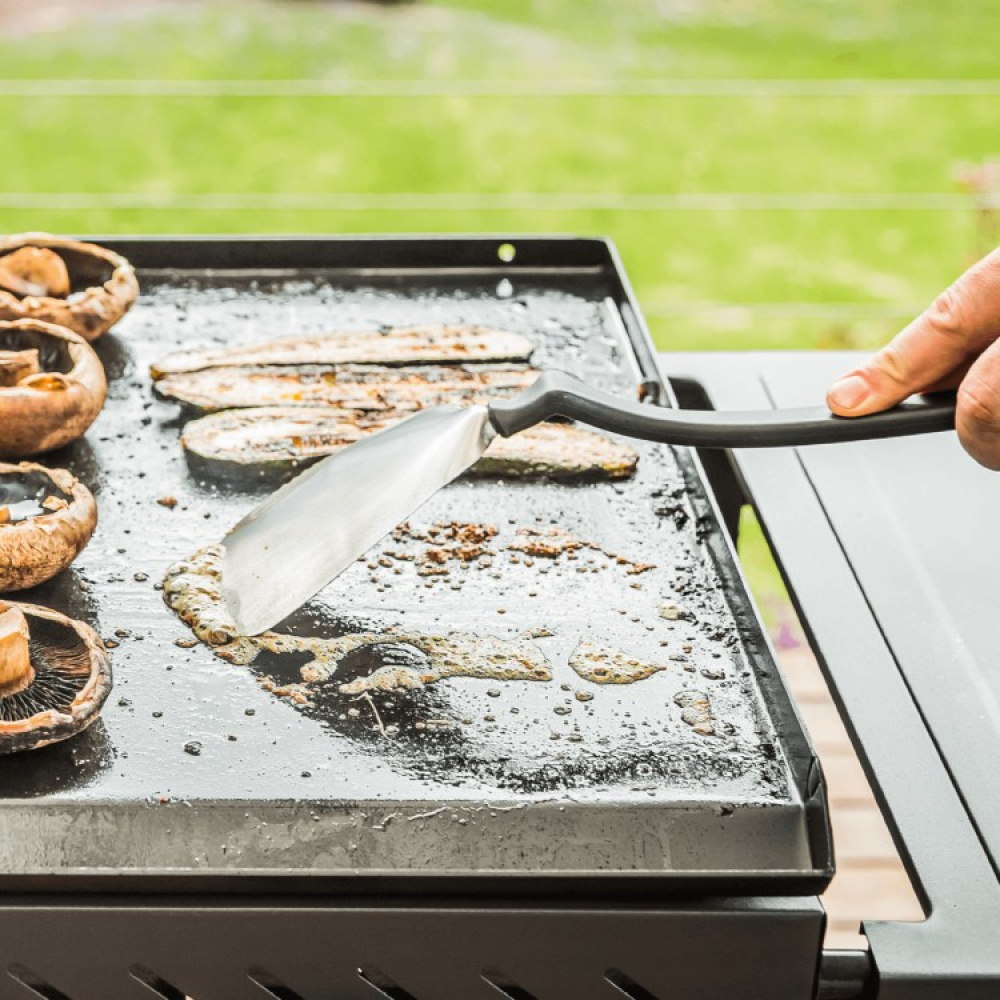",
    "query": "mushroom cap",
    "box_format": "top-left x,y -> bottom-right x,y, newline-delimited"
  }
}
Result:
0,602 -> 111,754
0,233 -> 139,342
0,319 -> 107,458
0,463 -> 97,591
